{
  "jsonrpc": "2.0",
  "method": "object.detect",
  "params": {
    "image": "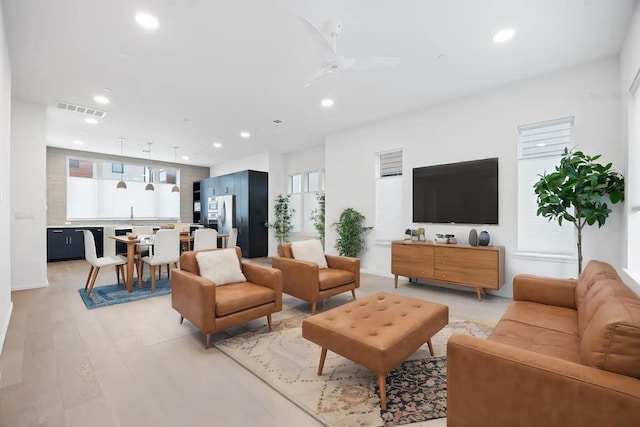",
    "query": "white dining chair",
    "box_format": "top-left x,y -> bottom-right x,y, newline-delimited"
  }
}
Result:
227,228 -> 238,248
132,225 -> 154,279
83,230 -> 128,297
140,229 -> 180,292
193,228 -> 218,251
